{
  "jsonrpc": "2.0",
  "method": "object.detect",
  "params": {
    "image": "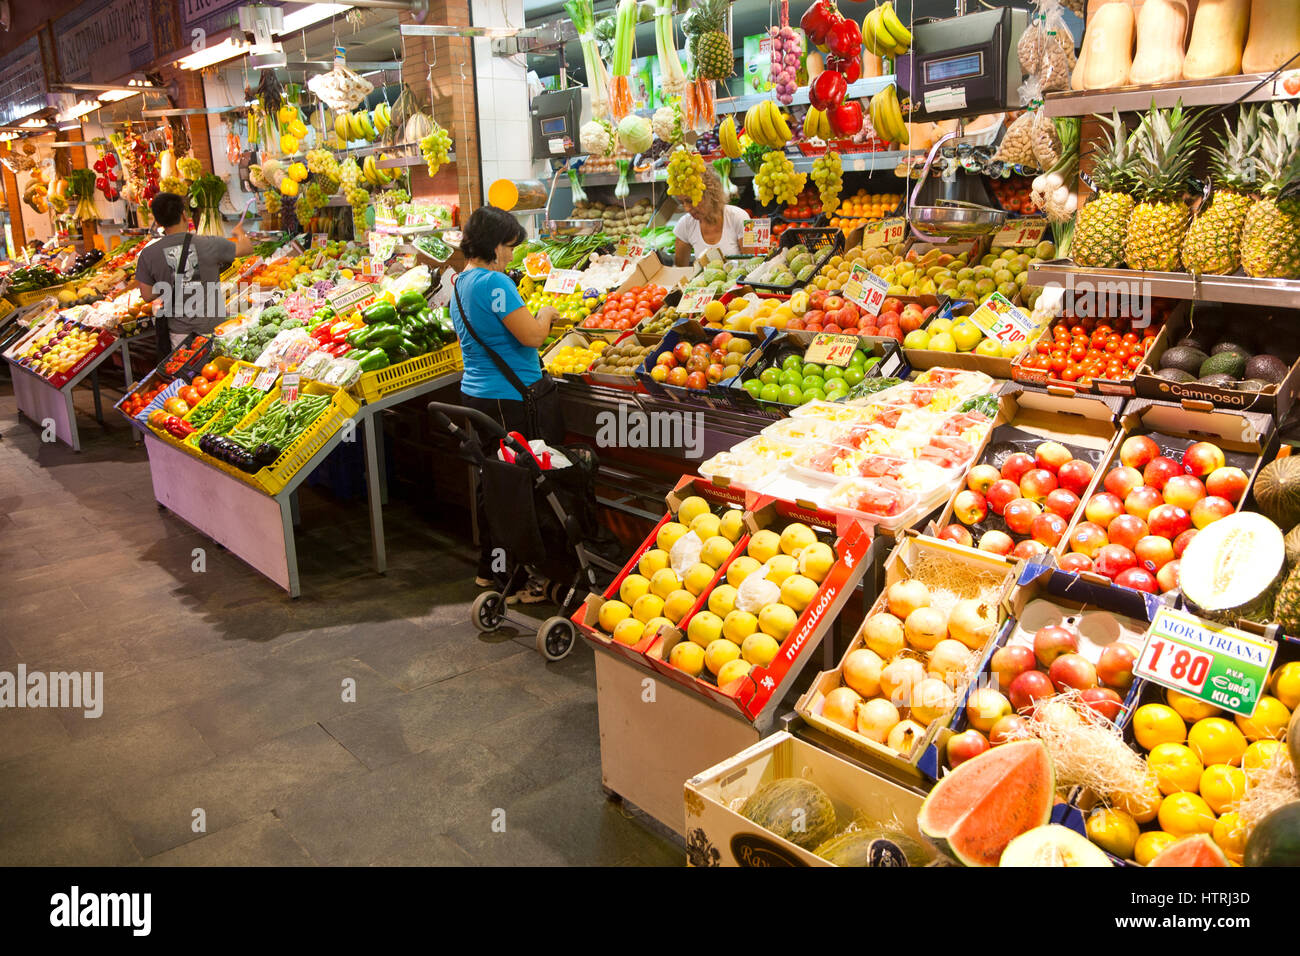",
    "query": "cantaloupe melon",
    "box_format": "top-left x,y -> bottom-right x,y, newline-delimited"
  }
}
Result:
1180,512 -> 1286,624
740,778 -> 838,850
1000,824 -> 1113,866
